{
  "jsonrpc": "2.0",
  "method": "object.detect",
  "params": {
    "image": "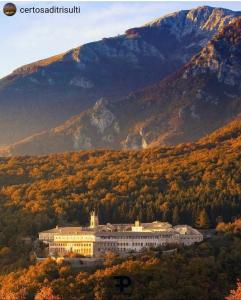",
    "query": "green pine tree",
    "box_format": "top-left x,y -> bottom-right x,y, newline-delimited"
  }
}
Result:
172,206 -> 180,225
